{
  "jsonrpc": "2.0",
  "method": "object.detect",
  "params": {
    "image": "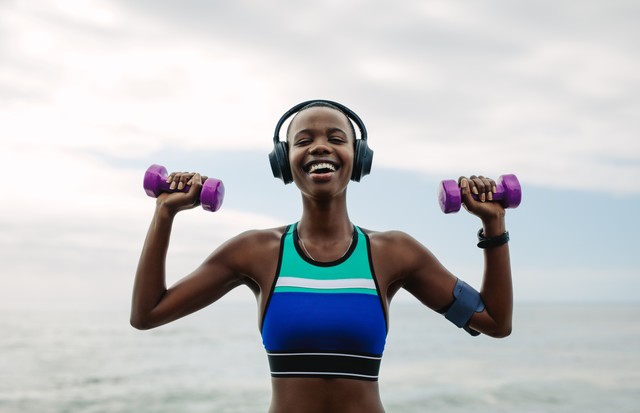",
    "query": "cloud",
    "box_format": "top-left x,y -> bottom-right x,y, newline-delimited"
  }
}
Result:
1,0 -> 639,310
100,0 -> 640,194
3,0 -> 638,197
